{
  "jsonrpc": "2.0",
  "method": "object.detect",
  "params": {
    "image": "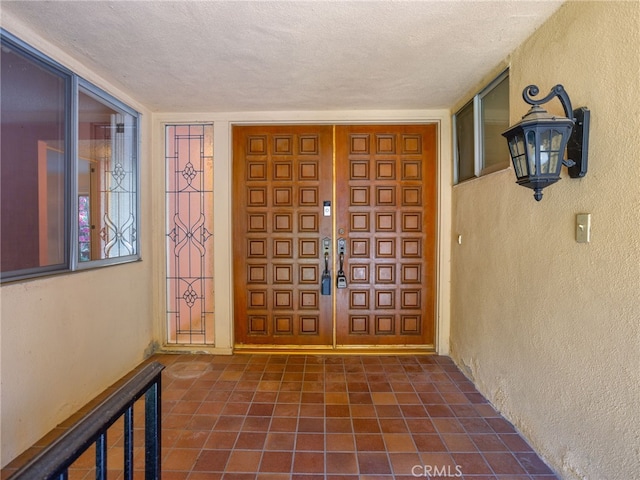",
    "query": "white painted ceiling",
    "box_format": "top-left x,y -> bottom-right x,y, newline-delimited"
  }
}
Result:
2,0 -> 565,113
